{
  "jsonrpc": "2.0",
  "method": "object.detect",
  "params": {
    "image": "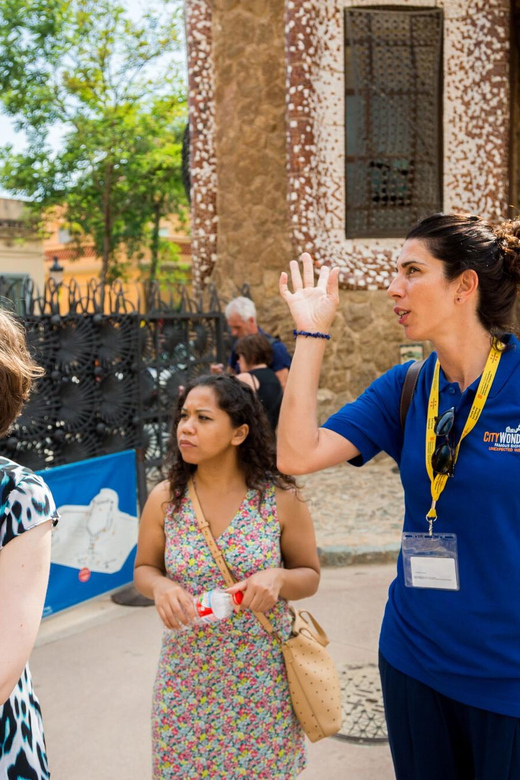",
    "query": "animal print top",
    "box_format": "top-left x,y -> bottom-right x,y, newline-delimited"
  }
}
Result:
0,457 -> 58,779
